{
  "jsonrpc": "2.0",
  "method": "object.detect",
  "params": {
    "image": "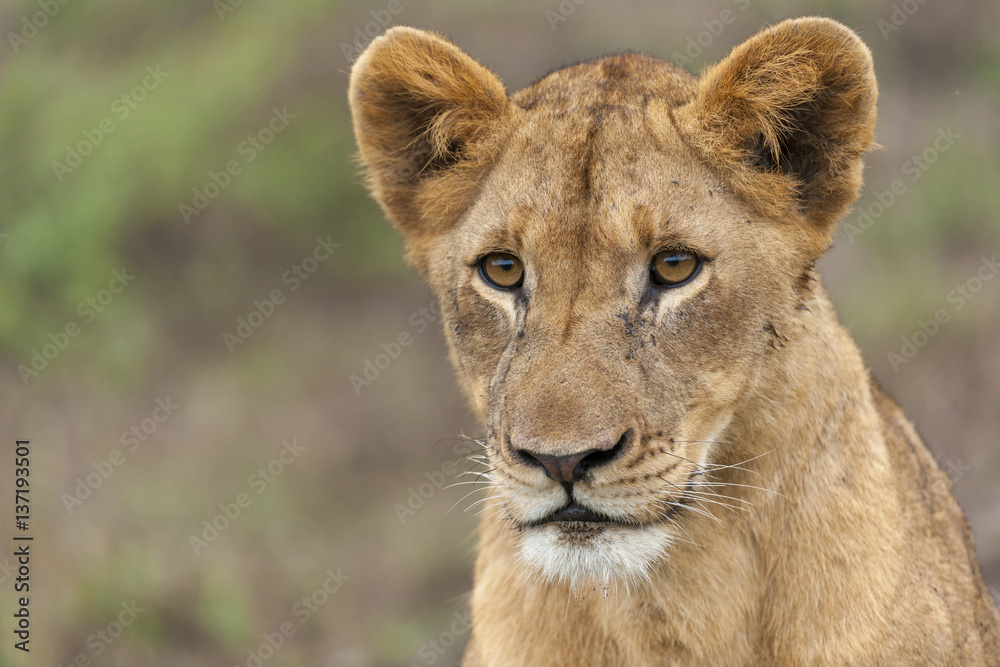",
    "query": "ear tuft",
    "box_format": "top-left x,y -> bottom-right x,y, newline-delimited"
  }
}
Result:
349,27 -> 514,240
677,17 -> 877,252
